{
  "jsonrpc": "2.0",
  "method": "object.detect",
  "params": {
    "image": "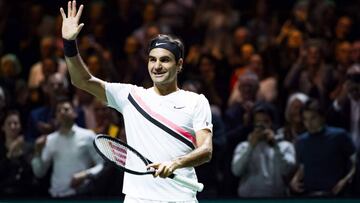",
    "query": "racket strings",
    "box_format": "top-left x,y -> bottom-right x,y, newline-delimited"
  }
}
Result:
97,138 -> 149,173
